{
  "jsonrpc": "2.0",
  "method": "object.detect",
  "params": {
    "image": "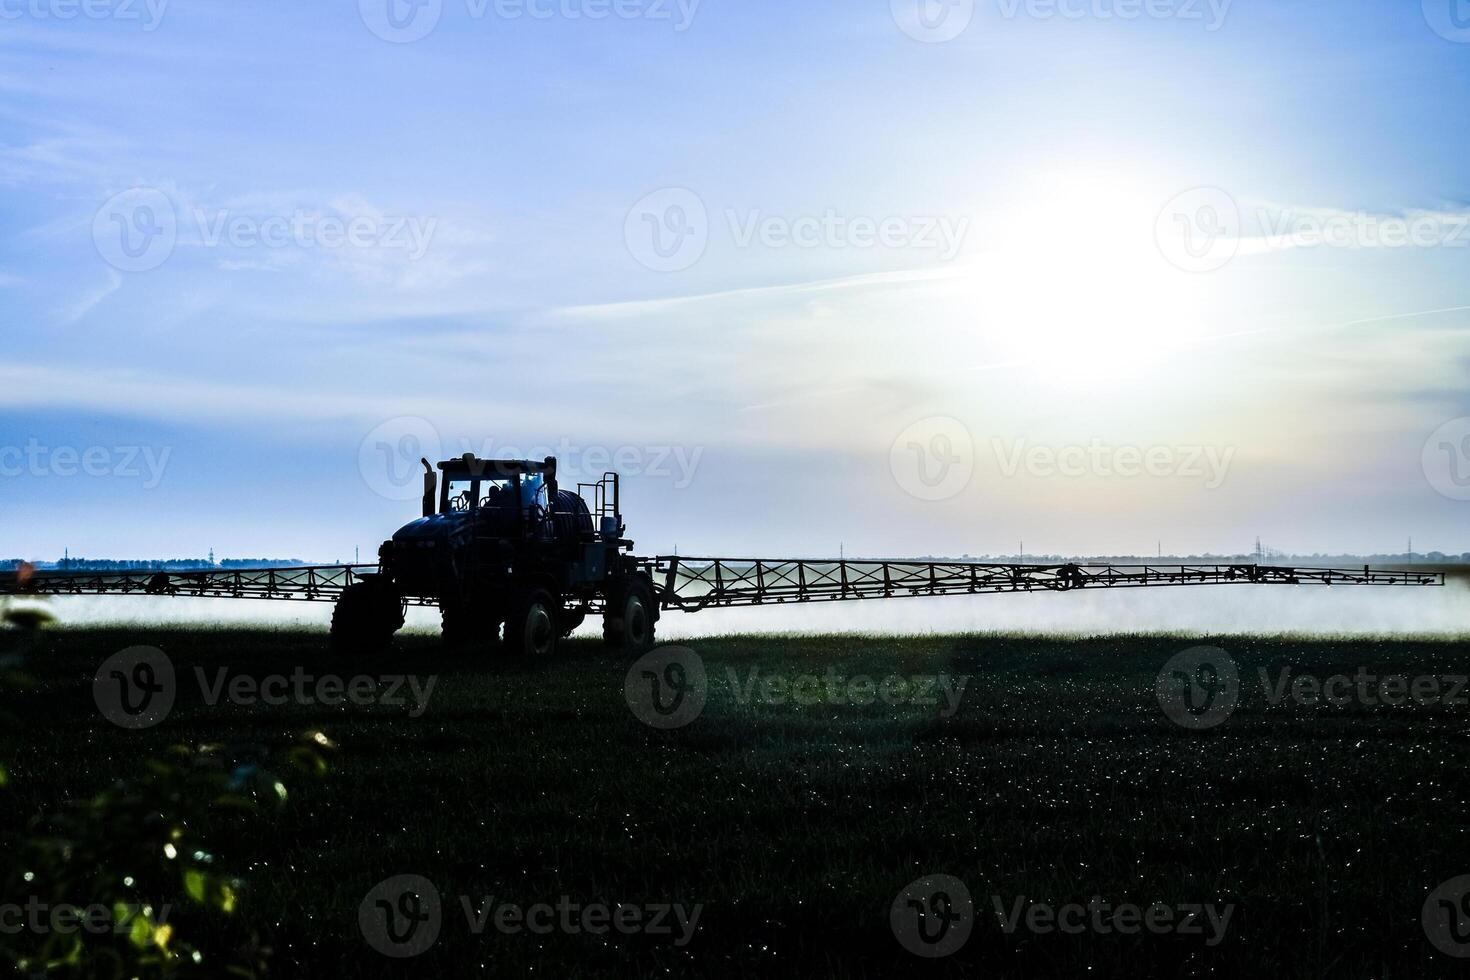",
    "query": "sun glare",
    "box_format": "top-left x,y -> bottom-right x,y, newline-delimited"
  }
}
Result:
960,175 -> 1209,386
